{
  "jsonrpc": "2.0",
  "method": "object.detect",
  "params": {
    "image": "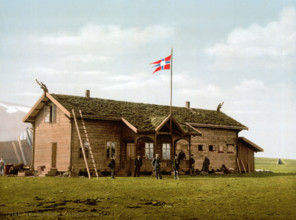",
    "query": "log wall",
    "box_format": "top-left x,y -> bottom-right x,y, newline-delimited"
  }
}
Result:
71,119 -> 122,175
190,128 -> 238,171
